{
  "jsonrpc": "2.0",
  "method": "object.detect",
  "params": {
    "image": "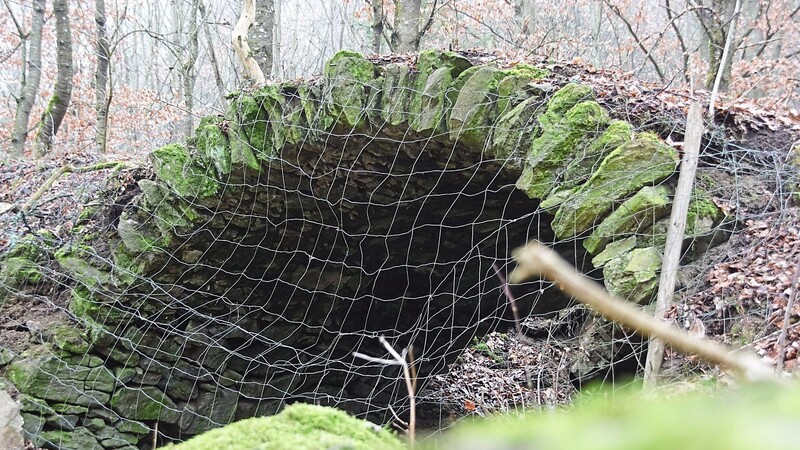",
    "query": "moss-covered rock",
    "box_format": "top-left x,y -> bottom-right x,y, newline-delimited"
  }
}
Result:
324,51 -> 376,129
558,119 -> 633,191
449,67 -> 505,148
380,63 -> 416,126
551,137 -> 679,238
151,143 -> 219,199
517,100 -> 609,199
110,386 -> 180,423
584,185 -> 672,254
166,403 -> 403,450
496,64 -> 548,115
50,326 -> 90,355
194,116 -> 232,176
0,256 -> 42,287
6,347 -> 115,405
603,246 -> 661,304
39,427 -> 104,450
538,83 -> 594,128
411,66 -> 453,133
490,94 -> 547,162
